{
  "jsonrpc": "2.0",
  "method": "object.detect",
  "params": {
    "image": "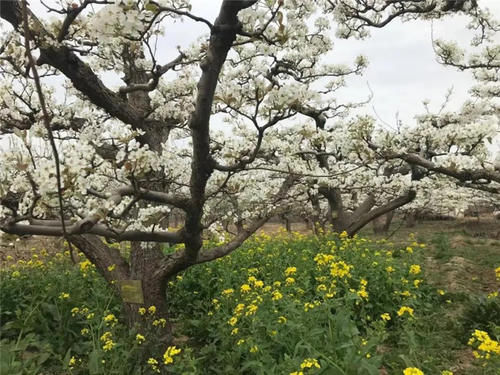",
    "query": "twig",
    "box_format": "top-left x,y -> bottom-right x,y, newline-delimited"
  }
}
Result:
21,0 -> 77,264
